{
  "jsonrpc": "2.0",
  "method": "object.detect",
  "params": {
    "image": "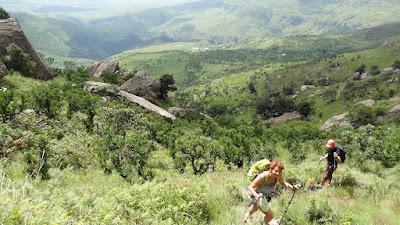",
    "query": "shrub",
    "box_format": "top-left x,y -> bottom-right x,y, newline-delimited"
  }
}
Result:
392,60 -> 400,69
297,100 -> 314,118
306,199 -> 333,224
370,65 -> 380,75
2,44 -> 36,77
334,167 -> 357,187
31,82 -> 62,118
282,85 -> 295,95
22,134 -> 50,180
66,90 -> 98,131
173,132 -> 221,175
0,90 -> 17,122
322,87 -> 337,102
159,74 -> 177,99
